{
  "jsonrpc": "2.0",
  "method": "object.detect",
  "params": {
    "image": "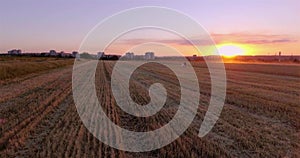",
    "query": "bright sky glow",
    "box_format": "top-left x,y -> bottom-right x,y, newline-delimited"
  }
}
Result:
0,0 -> 299,55
217,44 -> 245,57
